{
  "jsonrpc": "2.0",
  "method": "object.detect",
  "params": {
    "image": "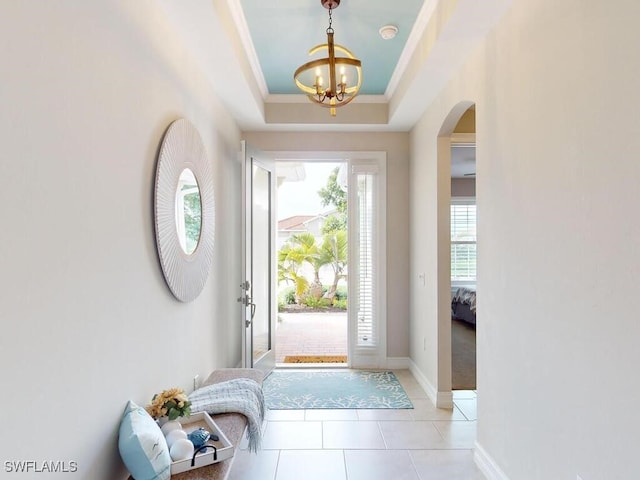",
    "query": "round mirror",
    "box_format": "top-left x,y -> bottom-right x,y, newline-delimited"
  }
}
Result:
154,119 -> 215,302
175,168 -> 202,255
